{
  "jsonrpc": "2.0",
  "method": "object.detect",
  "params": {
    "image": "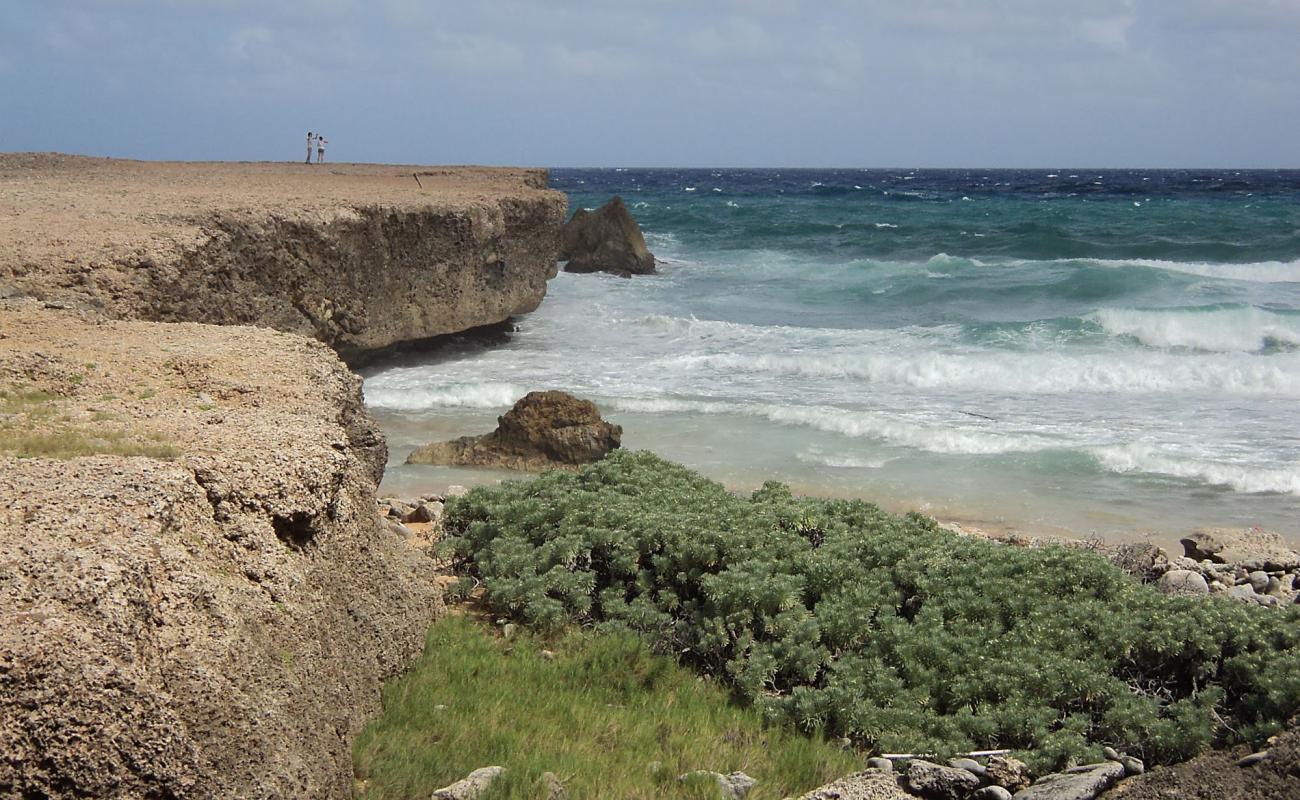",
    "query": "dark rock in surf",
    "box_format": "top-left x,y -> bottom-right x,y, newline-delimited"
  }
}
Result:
560,196 -> 656,276
405,390 -> 621,472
